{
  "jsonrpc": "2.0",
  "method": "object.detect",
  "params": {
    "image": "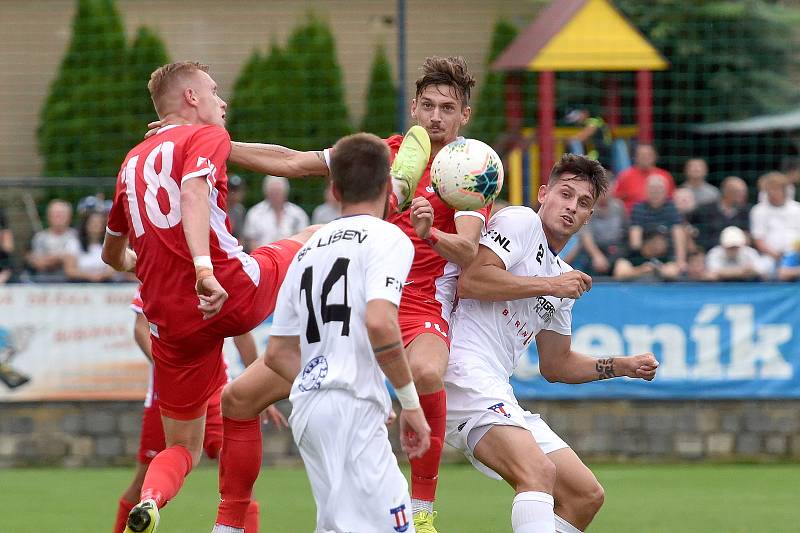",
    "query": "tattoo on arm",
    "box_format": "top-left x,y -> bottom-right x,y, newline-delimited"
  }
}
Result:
596,357 -> 615,380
